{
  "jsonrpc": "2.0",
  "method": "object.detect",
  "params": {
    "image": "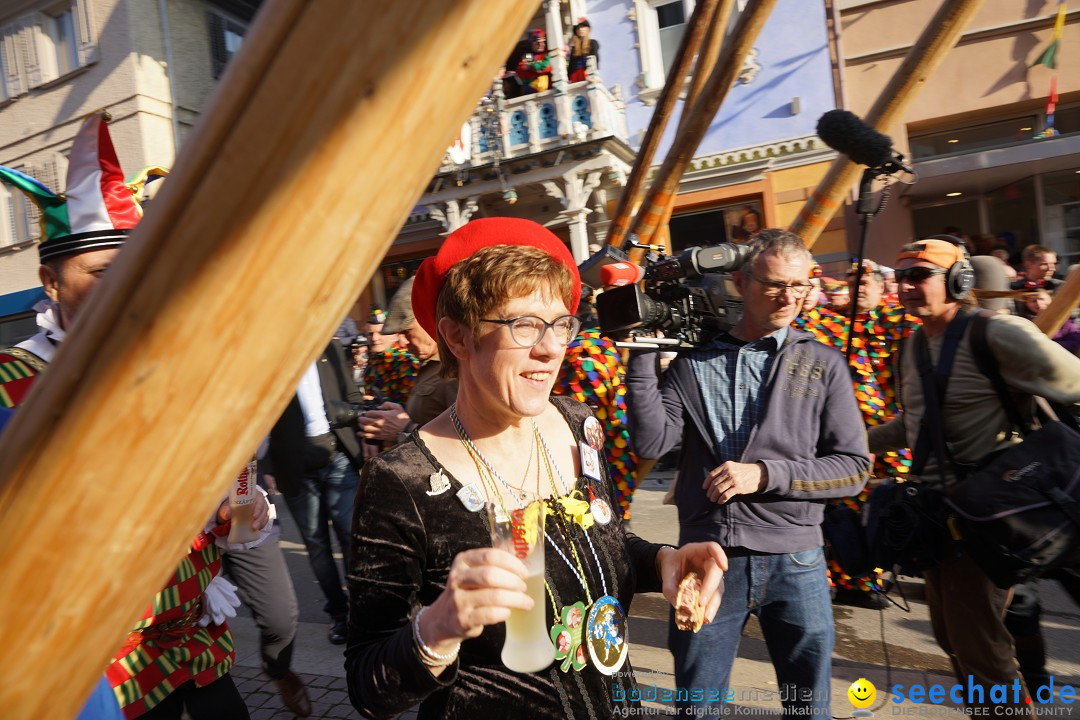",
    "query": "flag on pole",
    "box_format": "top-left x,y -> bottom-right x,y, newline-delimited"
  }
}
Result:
1033,1 -> 1067,69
